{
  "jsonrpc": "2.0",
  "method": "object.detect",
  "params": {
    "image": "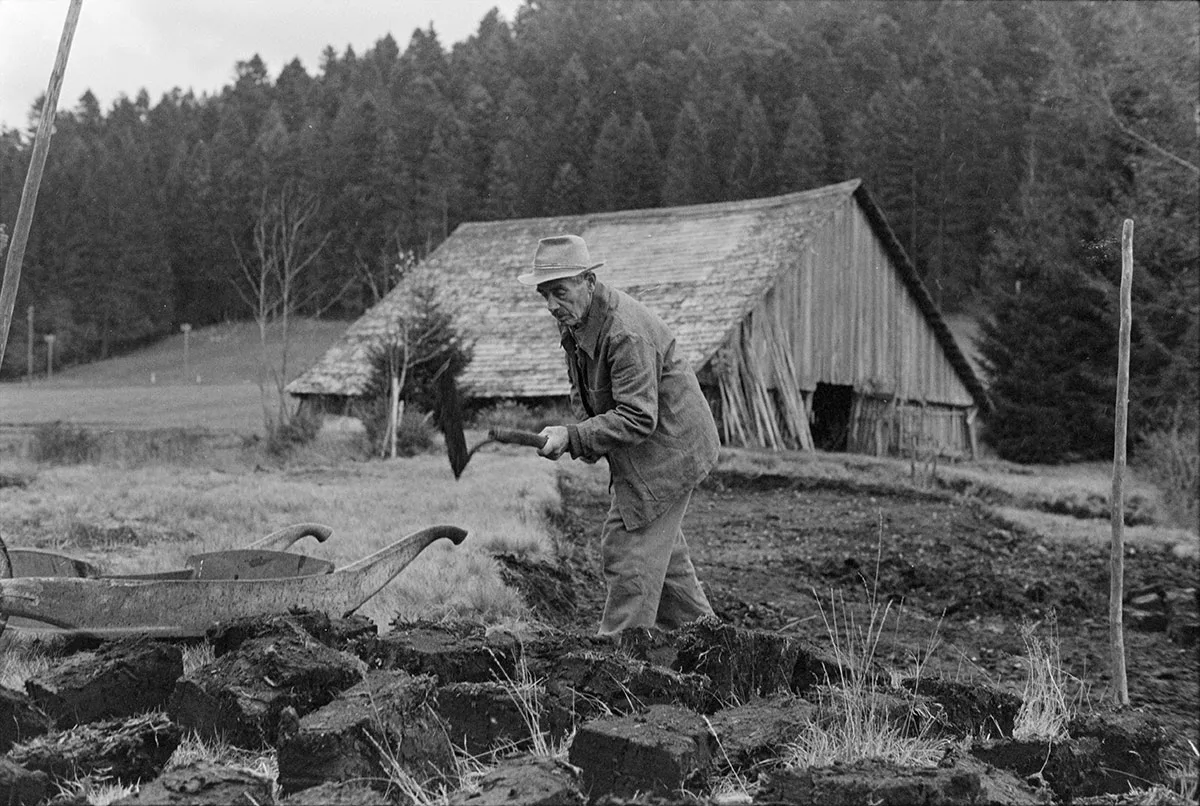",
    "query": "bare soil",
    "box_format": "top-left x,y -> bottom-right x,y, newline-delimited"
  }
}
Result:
550,462 -> 1200,767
